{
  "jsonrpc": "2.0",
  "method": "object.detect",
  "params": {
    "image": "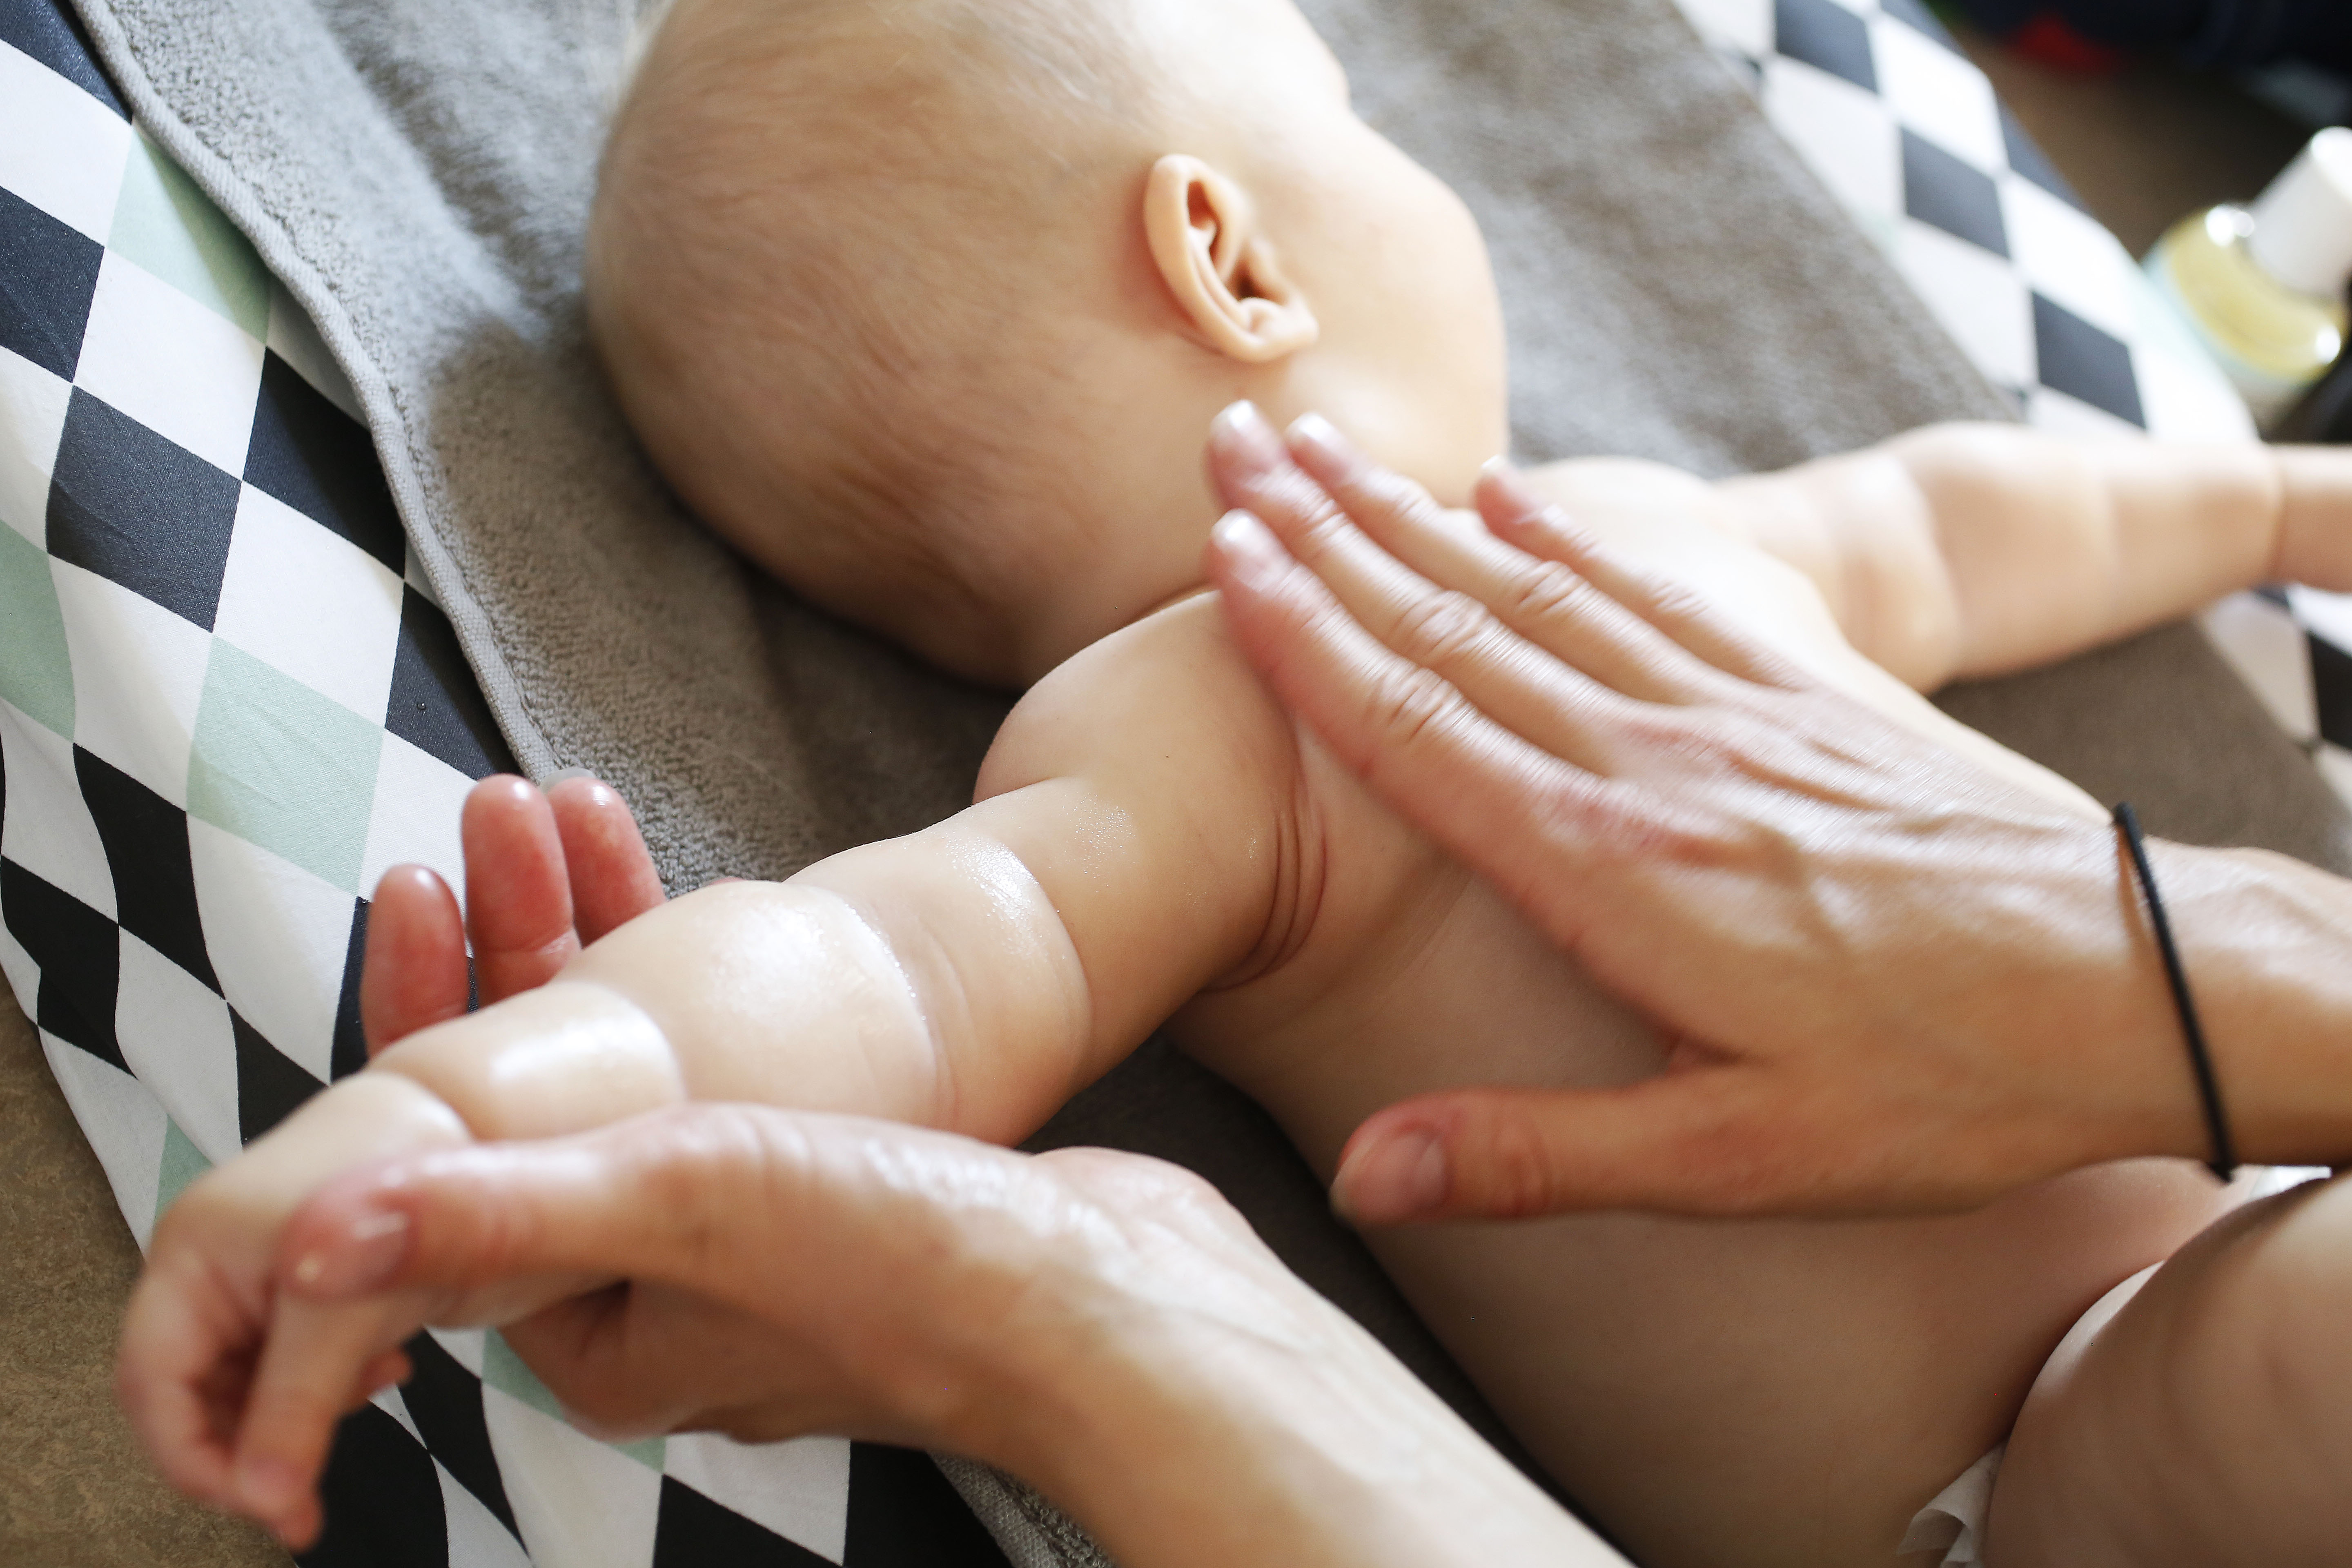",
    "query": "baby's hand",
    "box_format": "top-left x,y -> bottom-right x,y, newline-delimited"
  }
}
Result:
362,773 -> 670,1051
116,773 -> 669,1546
118,1073 -> 473,1547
